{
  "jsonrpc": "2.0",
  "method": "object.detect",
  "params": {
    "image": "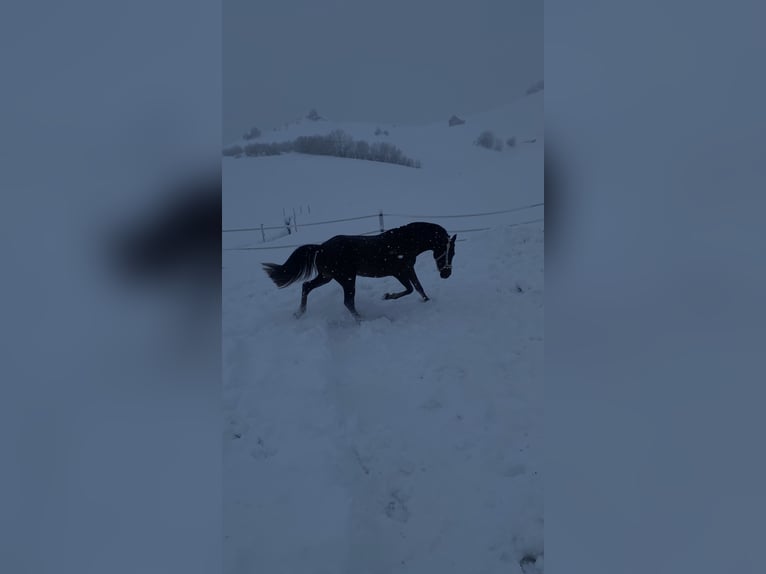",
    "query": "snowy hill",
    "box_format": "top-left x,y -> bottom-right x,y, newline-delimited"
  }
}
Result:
223,93 -> 543,573
223,92 -> 542,241
227,93 -> 541,151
